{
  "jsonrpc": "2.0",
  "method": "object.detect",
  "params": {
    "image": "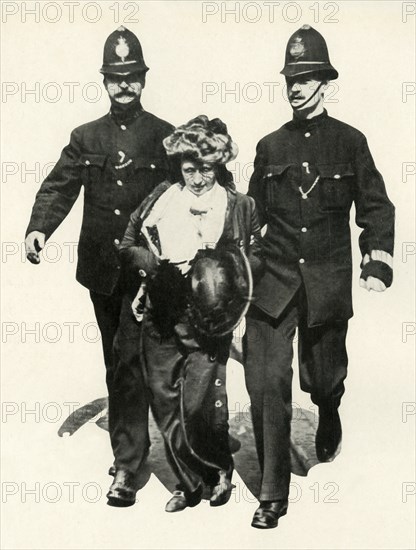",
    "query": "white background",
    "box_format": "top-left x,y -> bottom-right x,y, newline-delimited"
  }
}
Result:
1,1 -> 415,549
